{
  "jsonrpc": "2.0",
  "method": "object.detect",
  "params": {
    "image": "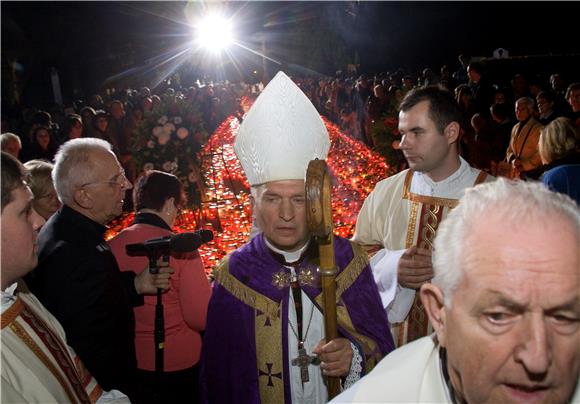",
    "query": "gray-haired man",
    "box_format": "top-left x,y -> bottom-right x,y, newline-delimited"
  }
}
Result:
29,138 -> 173,400
334,178 -> 579,403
